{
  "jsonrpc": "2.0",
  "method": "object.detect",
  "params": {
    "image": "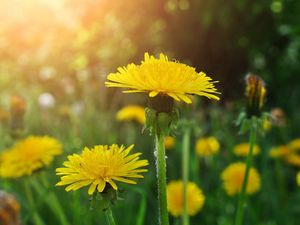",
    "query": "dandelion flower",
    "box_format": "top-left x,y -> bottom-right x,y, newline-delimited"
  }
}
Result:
105,53 -> 220,104
233,143 -> 261,157
195,136 -> 220,157
289,138 -> 300,152
269,145 -> 291,158
297,172 -> 300,186
164,136 -> 175,150
167,180 -> 205,217
116,105 -> 145,124
285,154 -> 300,167
0,136 -> 62,178
221,162 -> 261,196
56,144 -> 148,195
